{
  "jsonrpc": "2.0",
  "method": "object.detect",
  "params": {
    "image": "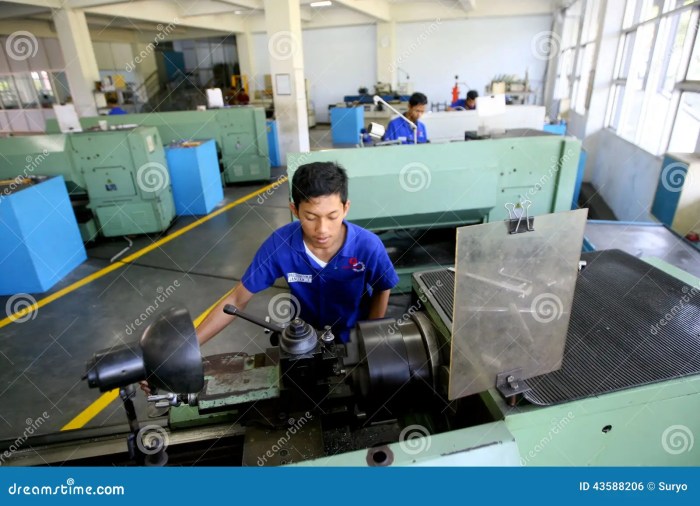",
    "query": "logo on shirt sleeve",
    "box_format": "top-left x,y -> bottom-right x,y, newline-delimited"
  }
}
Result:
287,272 -> 313,283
